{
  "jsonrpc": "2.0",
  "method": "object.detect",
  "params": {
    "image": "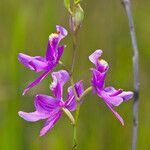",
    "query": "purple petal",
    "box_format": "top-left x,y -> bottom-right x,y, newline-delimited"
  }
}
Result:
108,97 -> 123,106
118,91 -> 133,101
91,68 -> 106,91
50,70 -> 70,98
18,53 -> 34,70
104,86 -> 116,93
103,86 -> 133,103
23,69 -> 52,95
105,102 -> 124,126
65,96 -> 76,112
96,59 -> 109,73
74,80 -> 84,98
56,45 -> 65,62
89,50 -> 109,73
29,58 -> 48,72
89,50 -> 103,65
56,25 -> 68,40
98,89 -> 123,107
18,96 -> 61,123
65,87 -> 76,111
35,94 -> 59,114
18,53 -> 48,72
40,111 -> 62,136
46,36 -> 59,61
46,25 -> 67,62
69,16 -> 75,32
65,80 -> 84,111
67,80 -> 84,99
18,111 -> 49,122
